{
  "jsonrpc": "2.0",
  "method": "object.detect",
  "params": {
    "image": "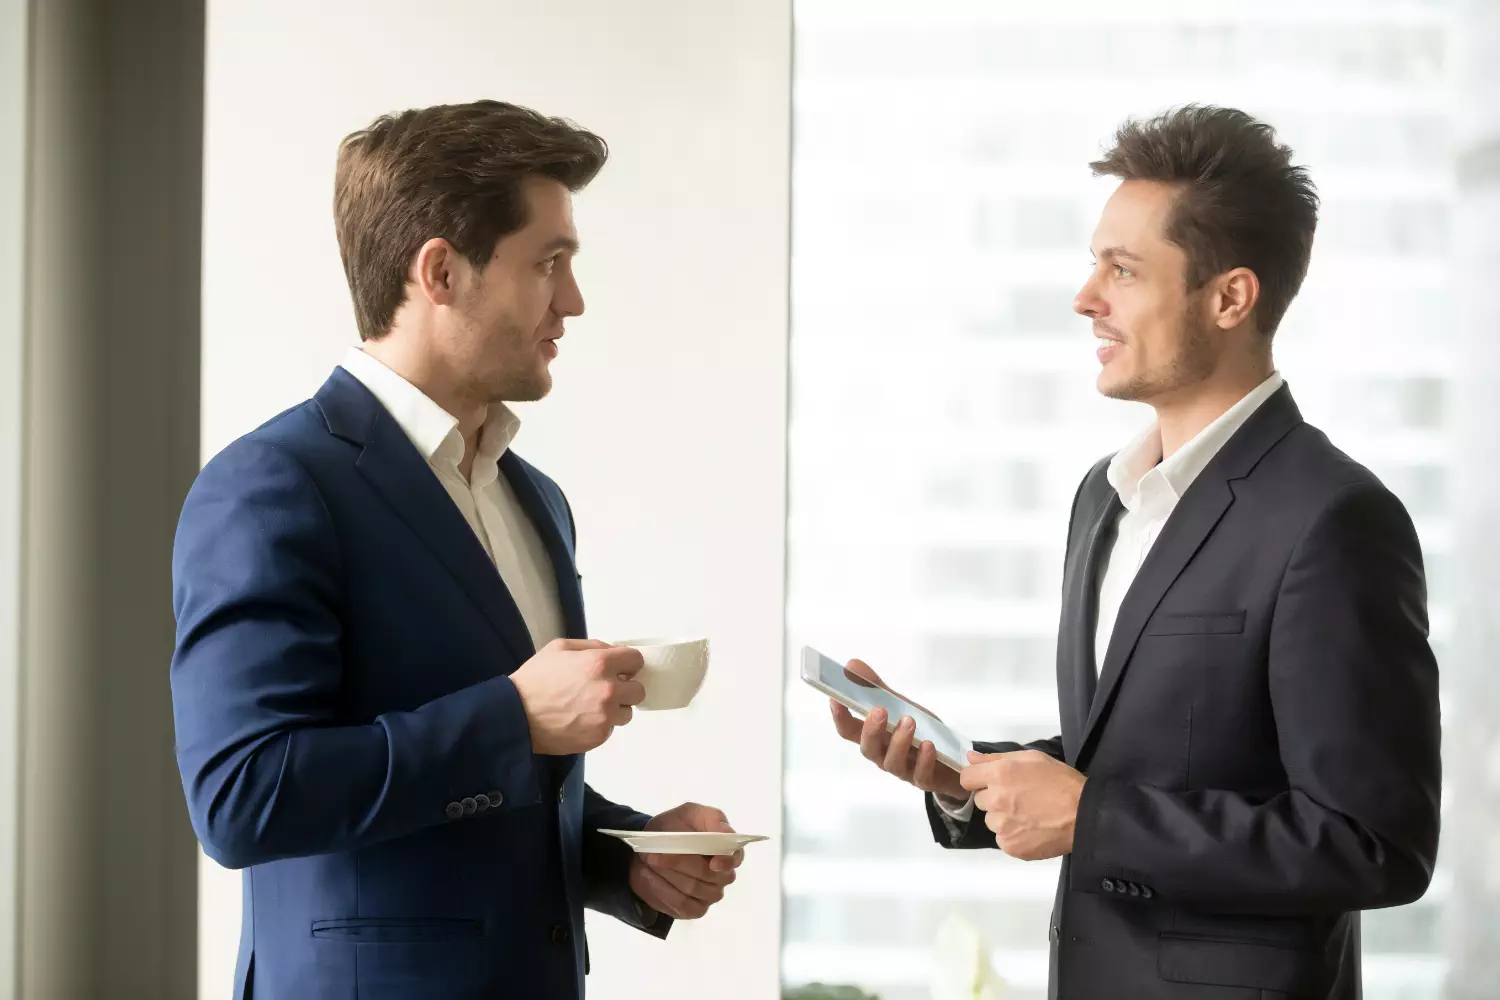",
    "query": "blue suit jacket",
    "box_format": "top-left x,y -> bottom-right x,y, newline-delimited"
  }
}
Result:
171,368 -> 666,1000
